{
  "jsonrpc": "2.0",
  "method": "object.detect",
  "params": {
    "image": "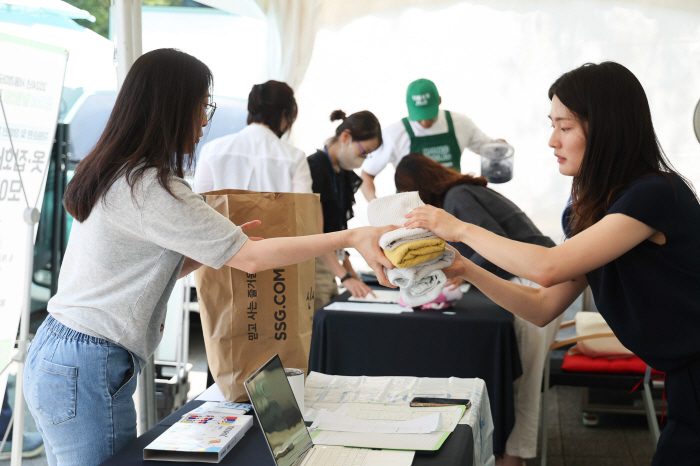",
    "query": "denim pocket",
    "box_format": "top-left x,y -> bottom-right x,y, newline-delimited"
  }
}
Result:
36,359 -> 78,425
111,350 -> 137,400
